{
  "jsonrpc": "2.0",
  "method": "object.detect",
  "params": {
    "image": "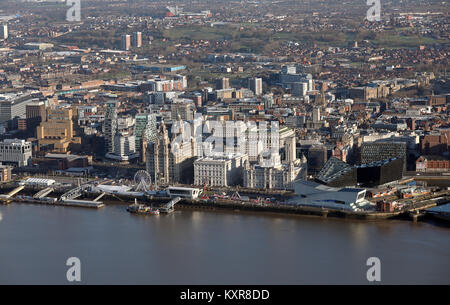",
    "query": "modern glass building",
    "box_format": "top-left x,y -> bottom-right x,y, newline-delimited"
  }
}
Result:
135,113 -> 157,153
103,101 -> 118,154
